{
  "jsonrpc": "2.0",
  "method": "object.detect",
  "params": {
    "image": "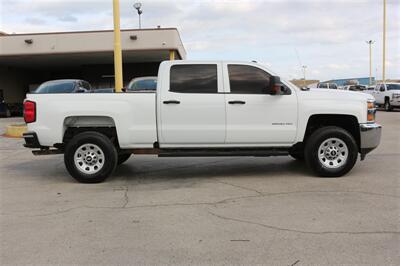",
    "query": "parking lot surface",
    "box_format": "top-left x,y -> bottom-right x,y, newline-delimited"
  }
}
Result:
1,112 -> 399,265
